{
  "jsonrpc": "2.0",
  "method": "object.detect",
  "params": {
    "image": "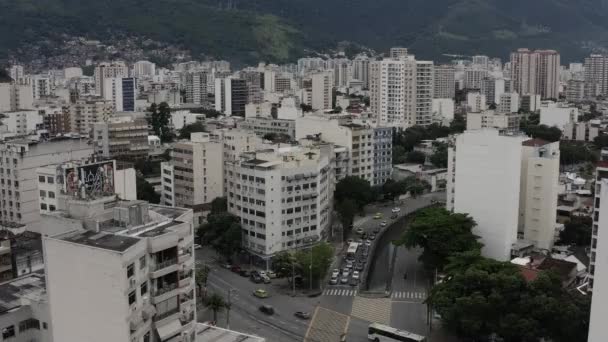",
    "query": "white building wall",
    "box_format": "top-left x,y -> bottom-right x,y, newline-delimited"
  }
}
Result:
467,92 -> 486,113
588,178 -> 608,342
432,99 -> 455,122
115,168 -> 137,200
451,130 -> 524,261
539,103 -> 579,129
